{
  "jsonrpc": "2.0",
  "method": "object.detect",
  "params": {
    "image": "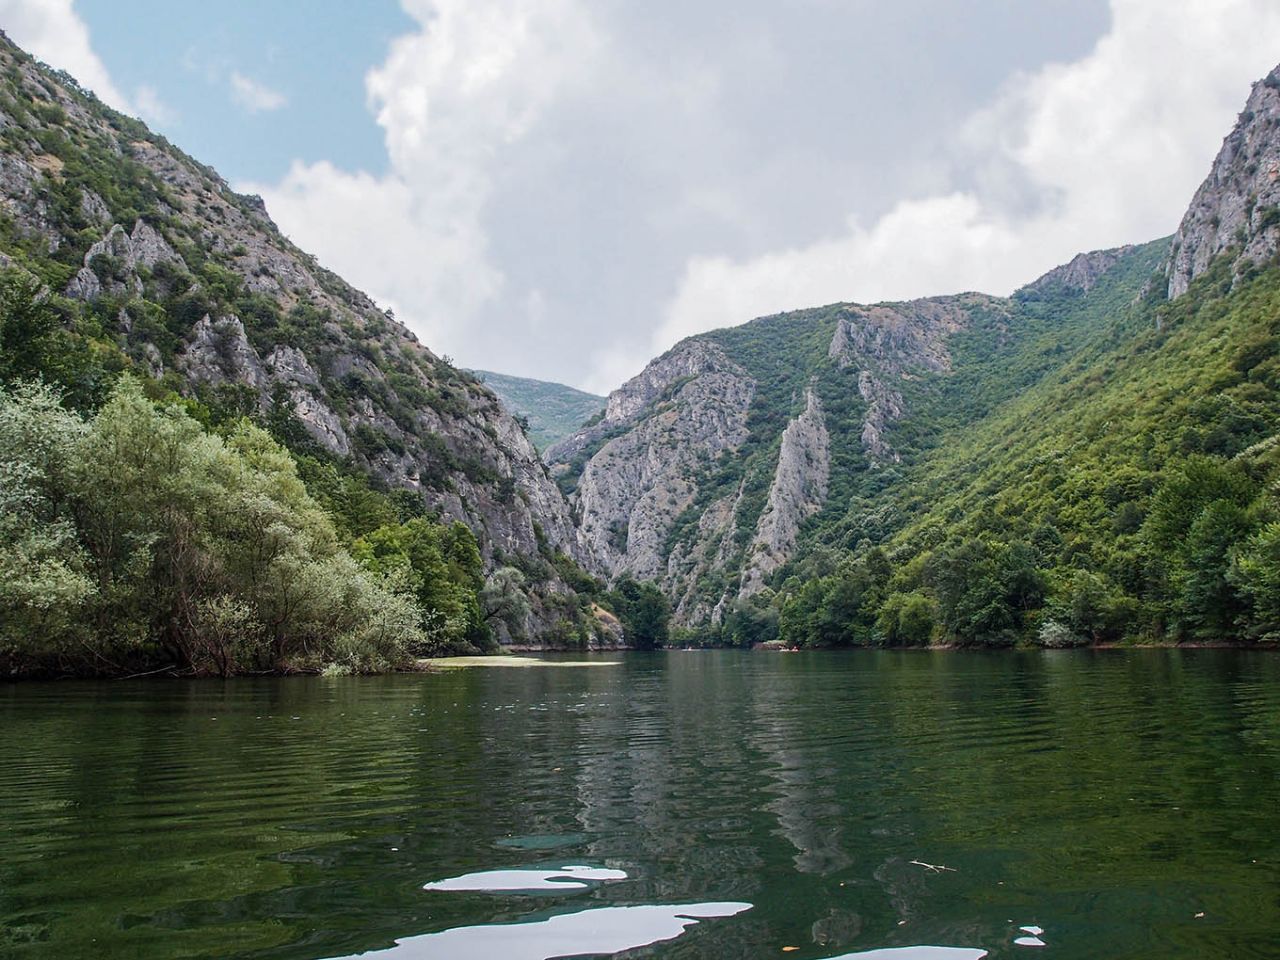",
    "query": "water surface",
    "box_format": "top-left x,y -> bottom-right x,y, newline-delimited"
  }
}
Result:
1,649 -> 1278,959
